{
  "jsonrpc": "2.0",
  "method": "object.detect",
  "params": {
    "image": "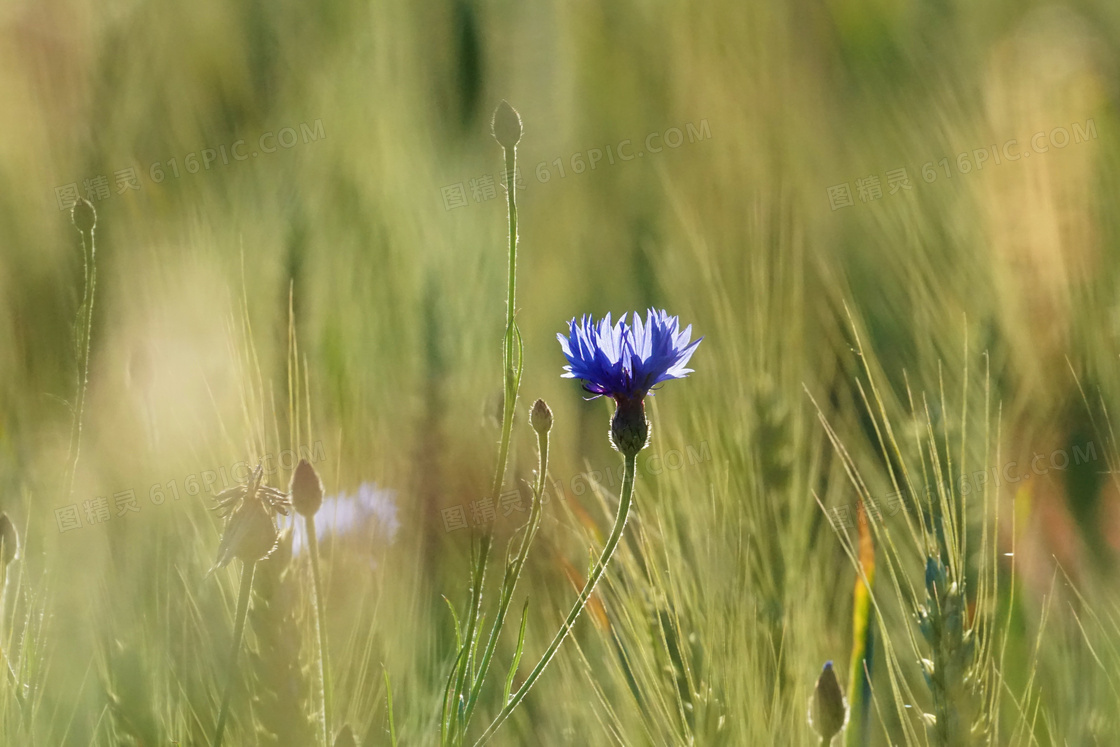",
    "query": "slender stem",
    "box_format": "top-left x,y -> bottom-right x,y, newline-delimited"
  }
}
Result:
498,144 -> 520,492
0,557 -> 7,635
463,426 -> 549,725
307,516 -> 332,745
445,130 -> 523,745
450,140 -> 522,741
67,226 -> 96,497
503,146 -> 518,365
475,453 -> 637,745
0,558 -> 19,707
448,533 -> 491,742
384,666 -> 398,747
490,143 -> 521,511
213,560 -> 256,747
